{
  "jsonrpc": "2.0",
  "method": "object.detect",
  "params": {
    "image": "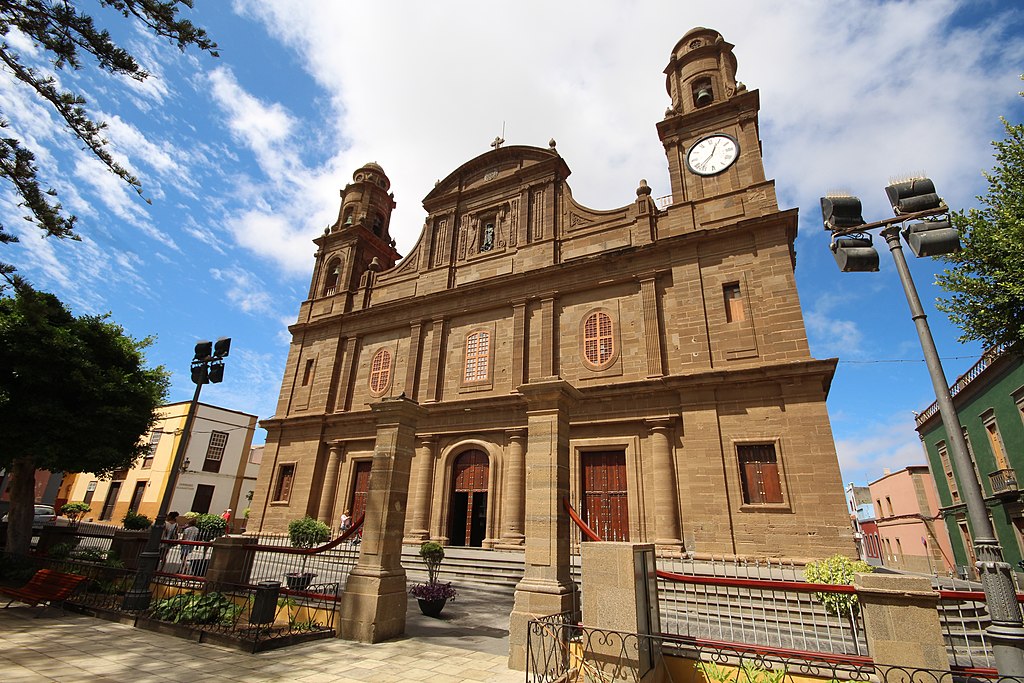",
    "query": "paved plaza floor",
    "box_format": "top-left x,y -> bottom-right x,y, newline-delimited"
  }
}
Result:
0,588 -> 522,682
